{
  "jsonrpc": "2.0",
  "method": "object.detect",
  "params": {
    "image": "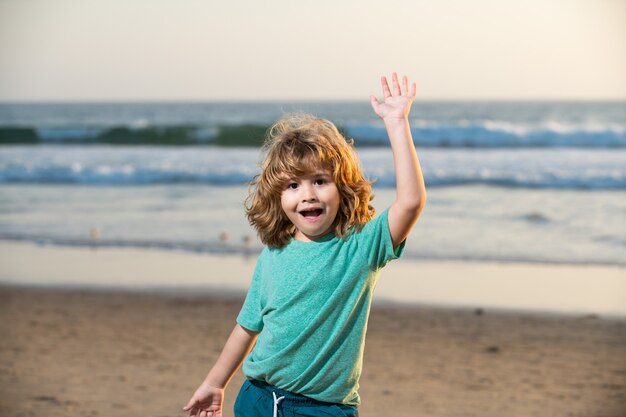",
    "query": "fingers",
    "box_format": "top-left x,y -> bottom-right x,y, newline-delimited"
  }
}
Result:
183,399 -> 195,412
195,408 -> 221,417
190,408 -> 211,417
392,72 -> 401,96
184,403 -> 222,417
182,398 -> 199,416
380,76 -> 392,99
370,94 -> 380,111
381,73 -> 415,98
